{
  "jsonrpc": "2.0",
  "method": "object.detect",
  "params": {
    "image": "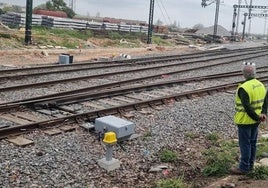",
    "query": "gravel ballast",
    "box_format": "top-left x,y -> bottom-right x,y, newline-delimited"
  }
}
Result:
0,92 -> 237,187
1,42 -> 268,187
